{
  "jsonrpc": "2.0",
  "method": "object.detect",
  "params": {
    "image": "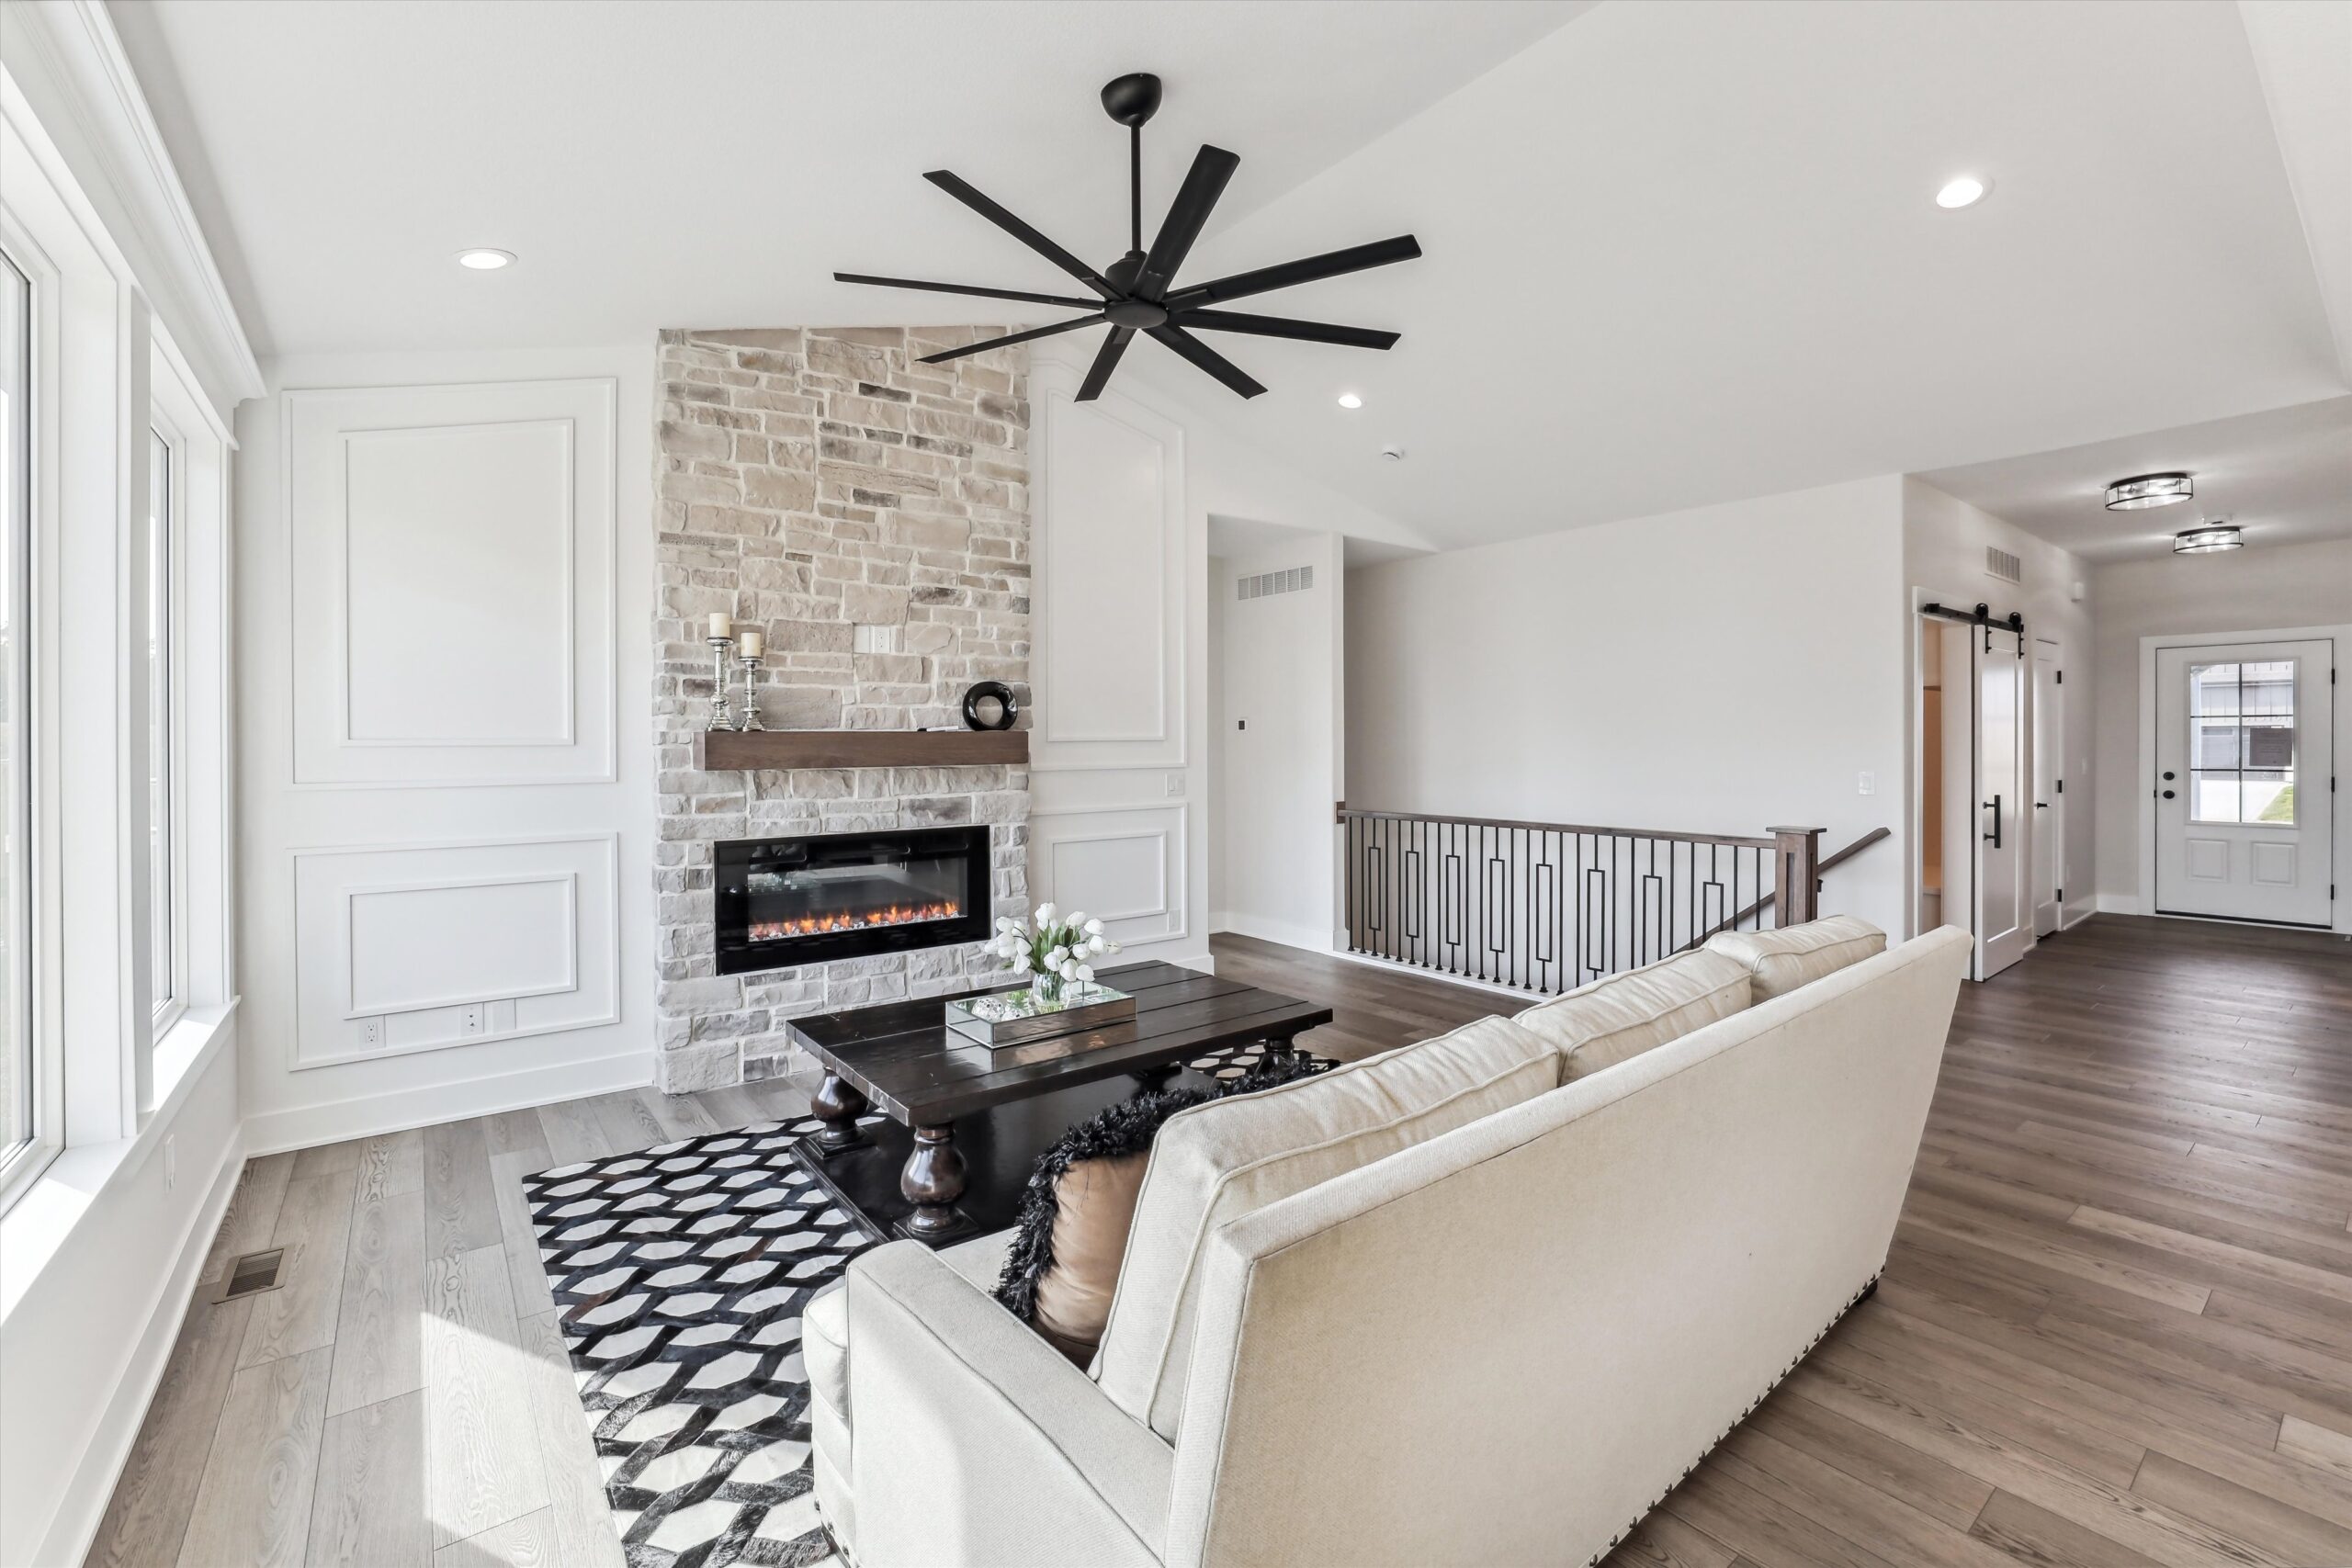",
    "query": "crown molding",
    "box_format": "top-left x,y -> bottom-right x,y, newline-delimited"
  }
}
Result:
1,0 -> 262,421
